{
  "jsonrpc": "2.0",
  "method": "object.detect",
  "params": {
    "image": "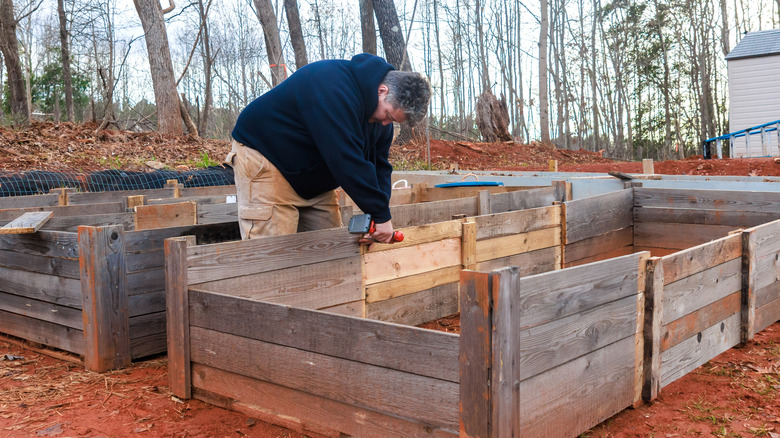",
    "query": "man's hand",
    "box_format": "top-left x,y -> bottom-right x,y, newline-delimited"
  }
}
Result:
359,220 -> 395,244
